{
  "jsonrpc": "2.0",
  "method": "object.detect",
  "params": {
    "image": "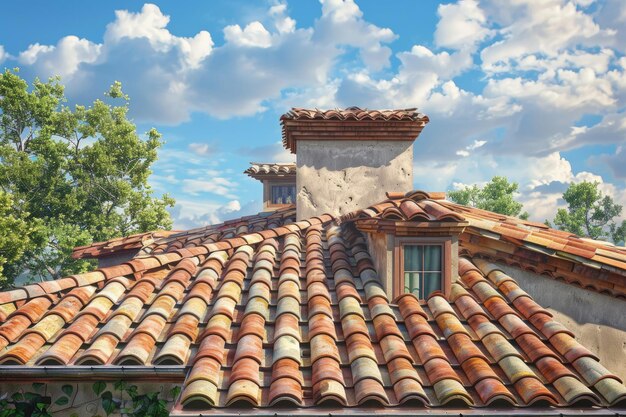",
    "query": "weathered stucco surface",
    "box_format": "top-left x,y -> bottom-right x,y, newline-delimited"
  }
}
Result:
497,263 -> 626,382
367,232 -> 394,296
296,140 -> 413,220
